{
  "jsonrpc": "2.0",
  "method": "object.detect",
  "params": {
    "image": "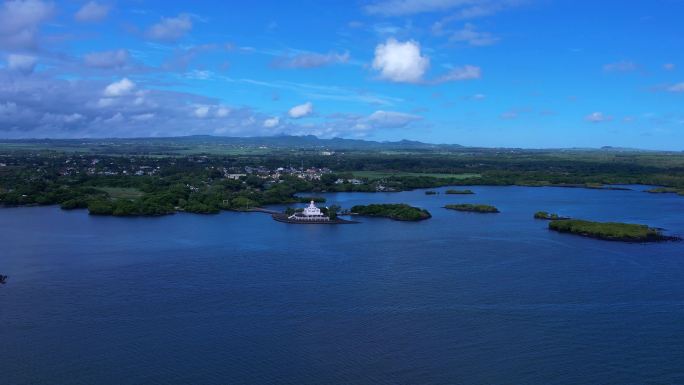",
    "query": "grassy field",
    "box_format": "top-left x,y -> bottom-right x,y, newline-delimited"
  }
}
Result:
352,171 -> 481,180
96,187 -> 145,200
